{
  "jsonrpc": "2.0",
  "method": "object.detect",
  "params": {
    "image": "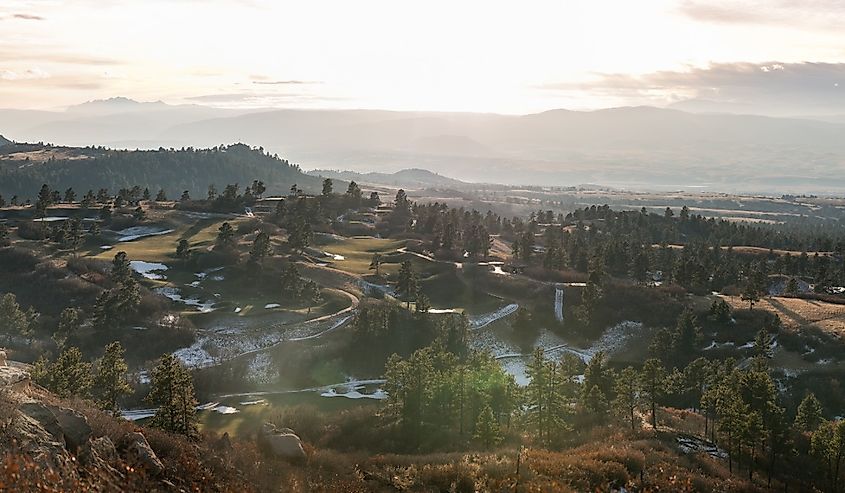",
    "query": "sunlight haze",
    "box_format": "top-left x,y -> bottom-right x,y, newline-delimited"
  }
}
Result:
2,0 -> 843,113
